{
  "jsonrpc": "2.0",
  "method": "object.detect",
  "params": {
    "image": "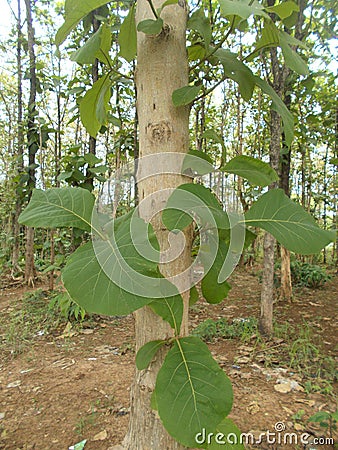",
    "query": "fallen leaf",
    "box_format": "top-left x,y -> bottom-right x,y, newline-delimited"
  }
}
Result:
93,430 -> 108,441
